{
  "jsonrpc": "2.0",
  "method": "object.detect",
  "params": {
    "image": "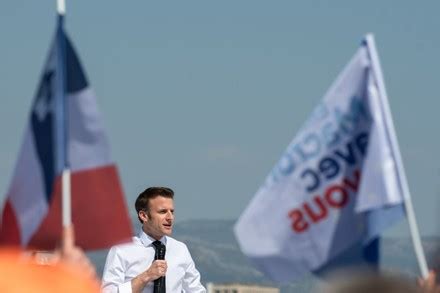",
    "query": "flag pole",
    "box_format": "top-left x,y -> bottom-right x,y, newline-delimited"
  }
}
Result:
57,0 -> 65,15
56,0 -> 72,229
364,34 -> 429,278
